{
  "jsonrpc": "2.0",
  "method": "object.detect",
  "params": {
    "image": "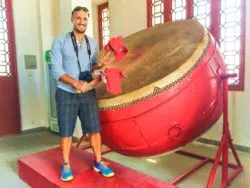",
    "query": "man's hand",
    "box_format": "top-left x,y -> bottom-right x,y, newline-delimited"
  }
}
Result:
58,74 -> 92,93
73,80 -> 91,93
